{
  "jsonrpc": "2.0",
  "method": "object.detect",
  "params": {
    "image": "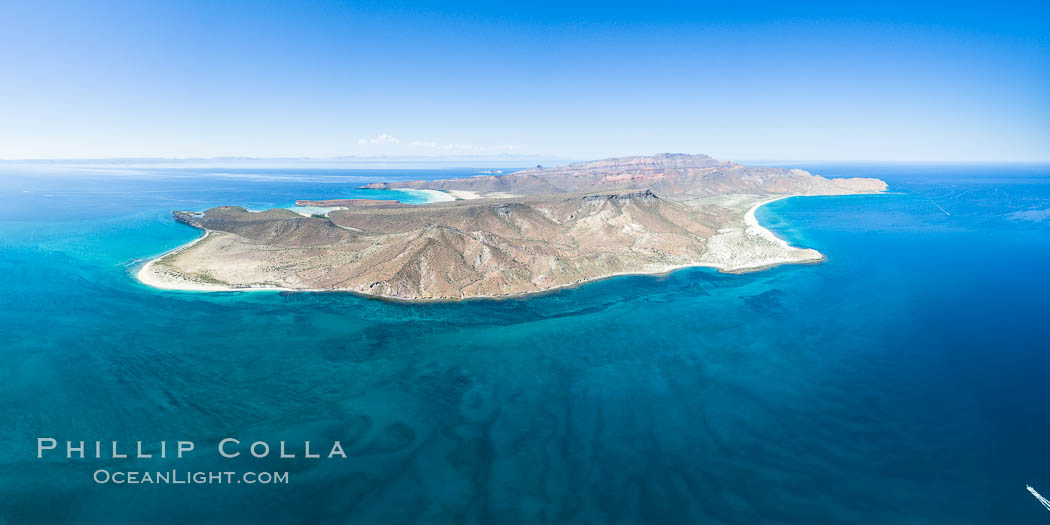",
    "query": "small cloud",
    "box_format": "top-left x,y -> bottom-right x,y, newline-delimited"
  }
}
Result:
358,133 -> 401,145
1008,209 -> 1050,223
